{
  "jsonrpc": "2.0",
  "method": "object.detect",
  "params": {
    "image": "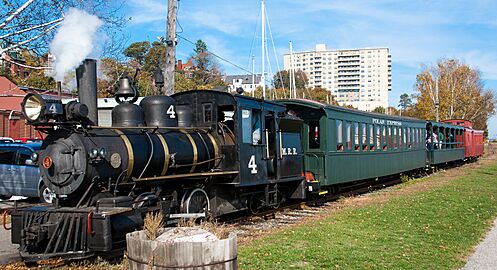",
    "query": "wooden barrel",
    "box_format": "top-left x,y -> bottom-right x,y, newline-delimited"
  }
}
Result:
126,228 -> 237,270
